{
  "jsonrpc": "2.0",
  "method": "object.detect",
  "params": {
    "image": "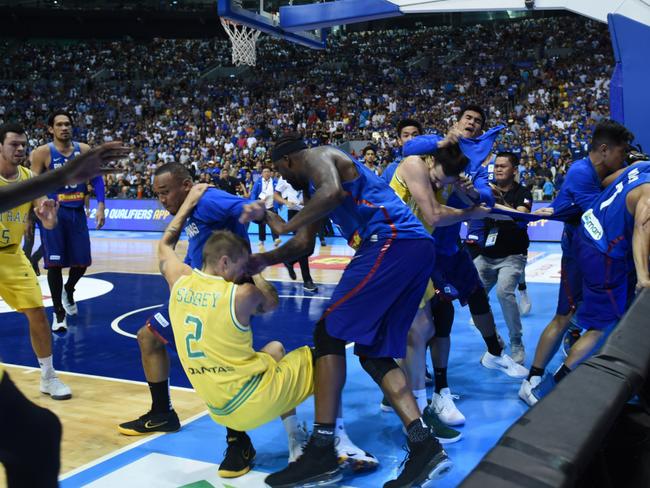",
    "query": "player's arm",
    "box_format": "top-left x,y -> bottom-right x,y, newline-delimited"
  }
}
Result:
399,156 -> 488,227
29,145 -> 50,175
630,186 -> 650,290
233,278 -> 279,327
158,184 -> 209,288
